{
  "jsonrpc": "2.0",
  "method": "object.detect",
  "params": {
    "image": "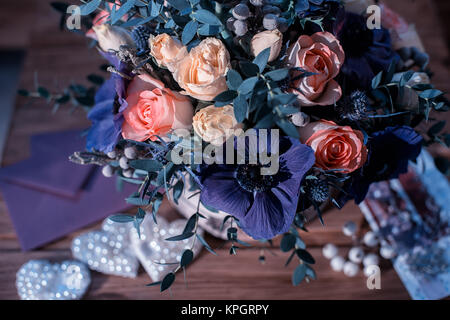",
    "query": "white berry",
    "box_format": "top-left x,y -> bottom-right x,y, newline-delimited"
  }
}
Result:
102,165 -> 114,178
363,253 -> 379,267
348,246 -> 364,264
123,169 -> 133,178
342,221 -> 357,237
380,245 -> 396,259
322,243 -> 338,260
124,146 -> 137,159
343,261 -> 359,277
364,265 -> 379,277
363,231 -> 379,247
330,256 -> 345,272
232,4 -> 250,20
119,156 -> 129,170
107,150 -> 117,159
